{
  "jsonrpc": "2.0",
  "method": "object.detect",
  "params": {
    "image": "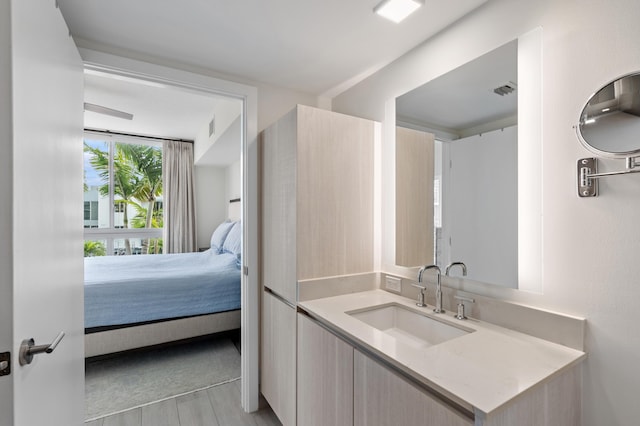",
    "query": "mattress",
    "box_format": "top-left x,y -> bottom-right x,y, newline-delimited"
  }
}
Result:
84,250 -> 241,329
